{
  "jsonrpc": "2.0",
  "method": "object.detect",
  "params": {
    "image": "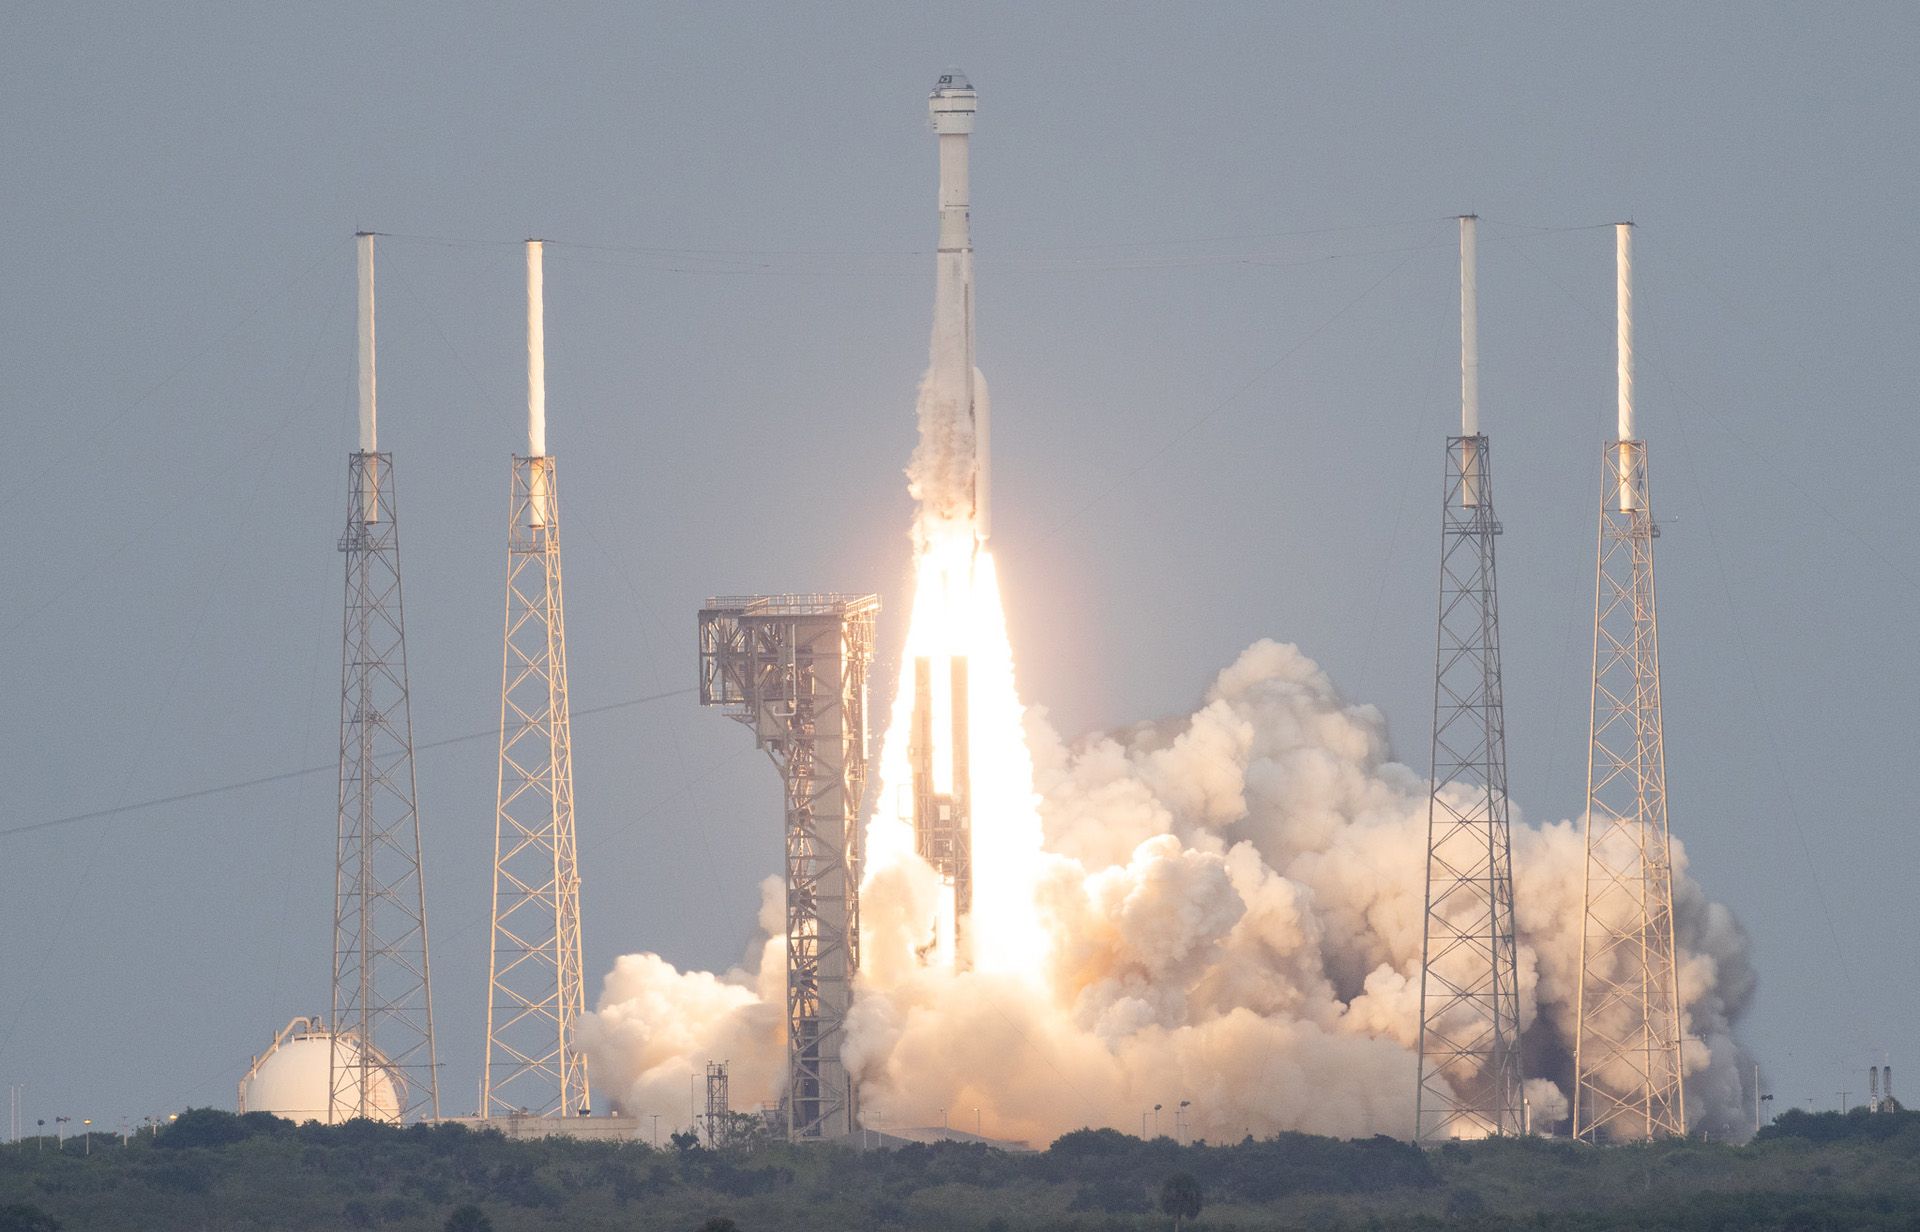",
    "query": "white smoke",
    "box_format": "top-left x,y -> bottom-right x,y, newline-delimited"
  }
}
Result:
576,876 -> 785,1126
584,638 -> 1757,1144
904,364 -> 987,548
